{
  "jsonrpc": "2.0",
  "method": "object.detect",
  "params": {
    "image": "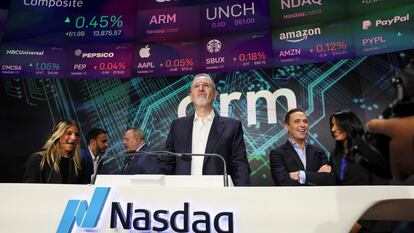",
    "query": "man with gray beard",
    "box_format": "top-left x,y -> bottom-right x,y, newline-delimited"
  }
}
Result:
163,73 -> 251,186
